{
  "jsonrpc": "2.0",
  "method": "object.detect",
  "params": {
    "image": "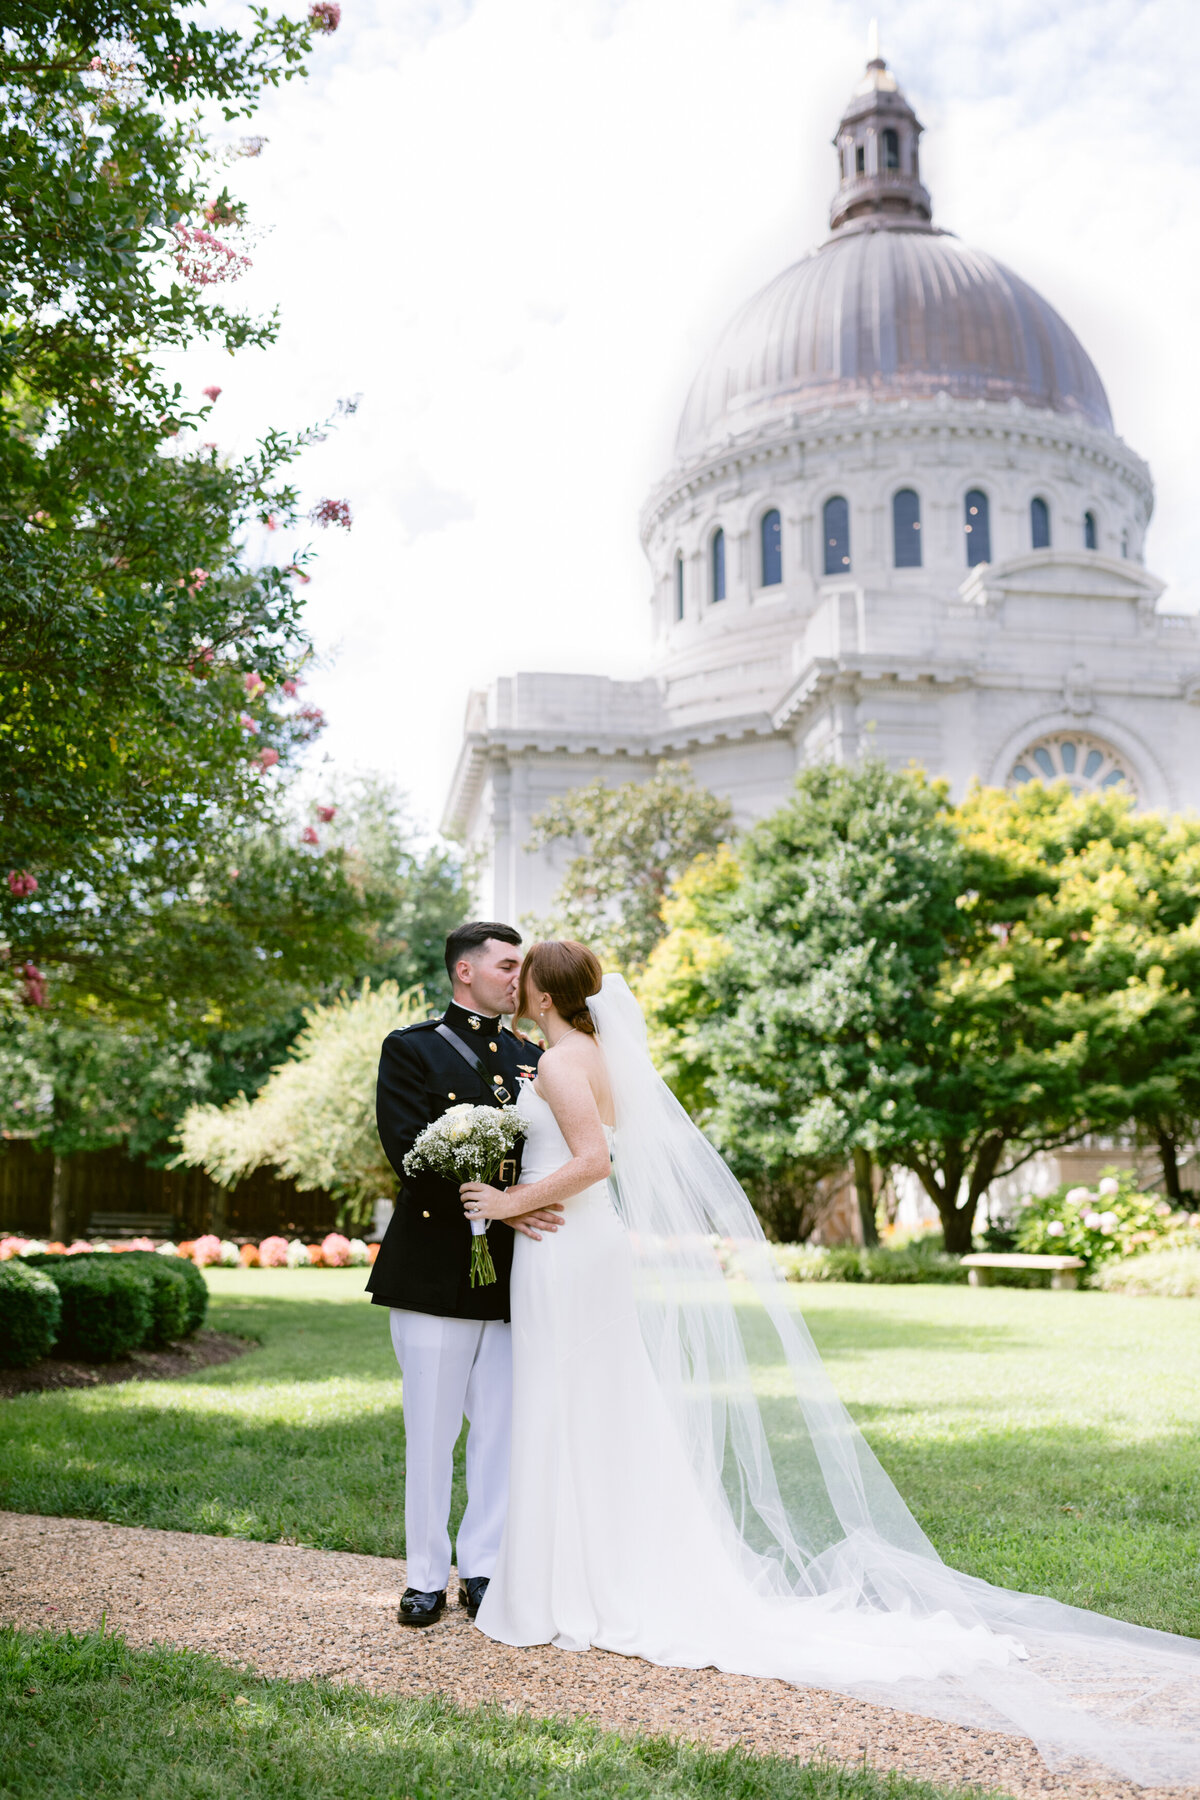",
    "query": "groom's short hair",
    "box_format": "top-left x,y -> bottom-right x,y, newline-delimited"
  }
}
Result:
444,920 -> 522,980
